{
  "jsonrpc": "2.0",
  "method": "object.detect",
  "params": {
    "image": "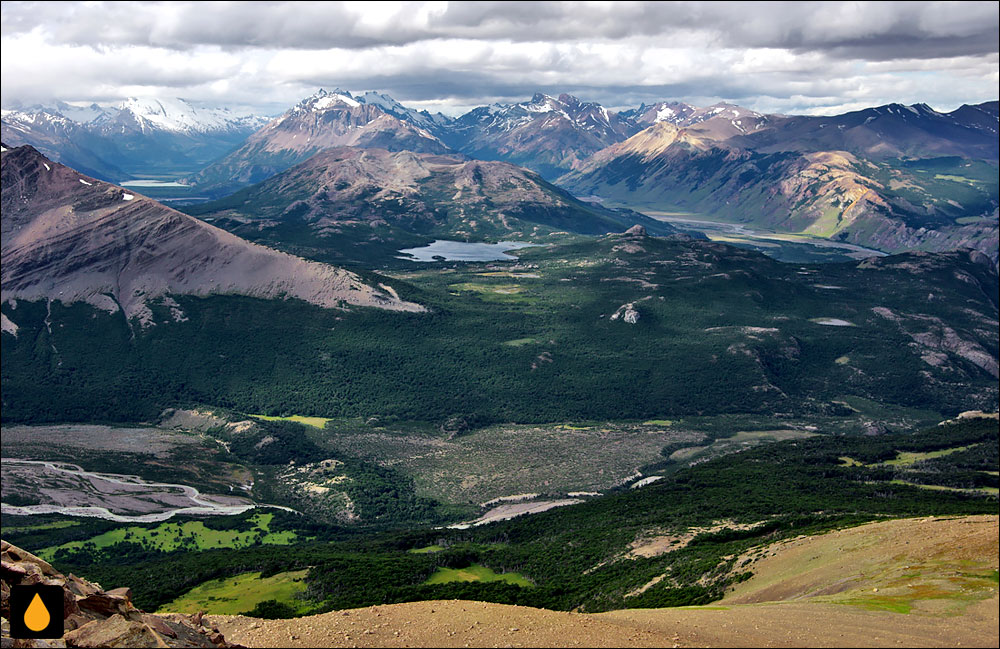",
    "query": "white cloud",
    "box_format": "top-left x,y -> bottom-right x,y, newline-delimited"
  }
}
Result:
1,1 -> 996,115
